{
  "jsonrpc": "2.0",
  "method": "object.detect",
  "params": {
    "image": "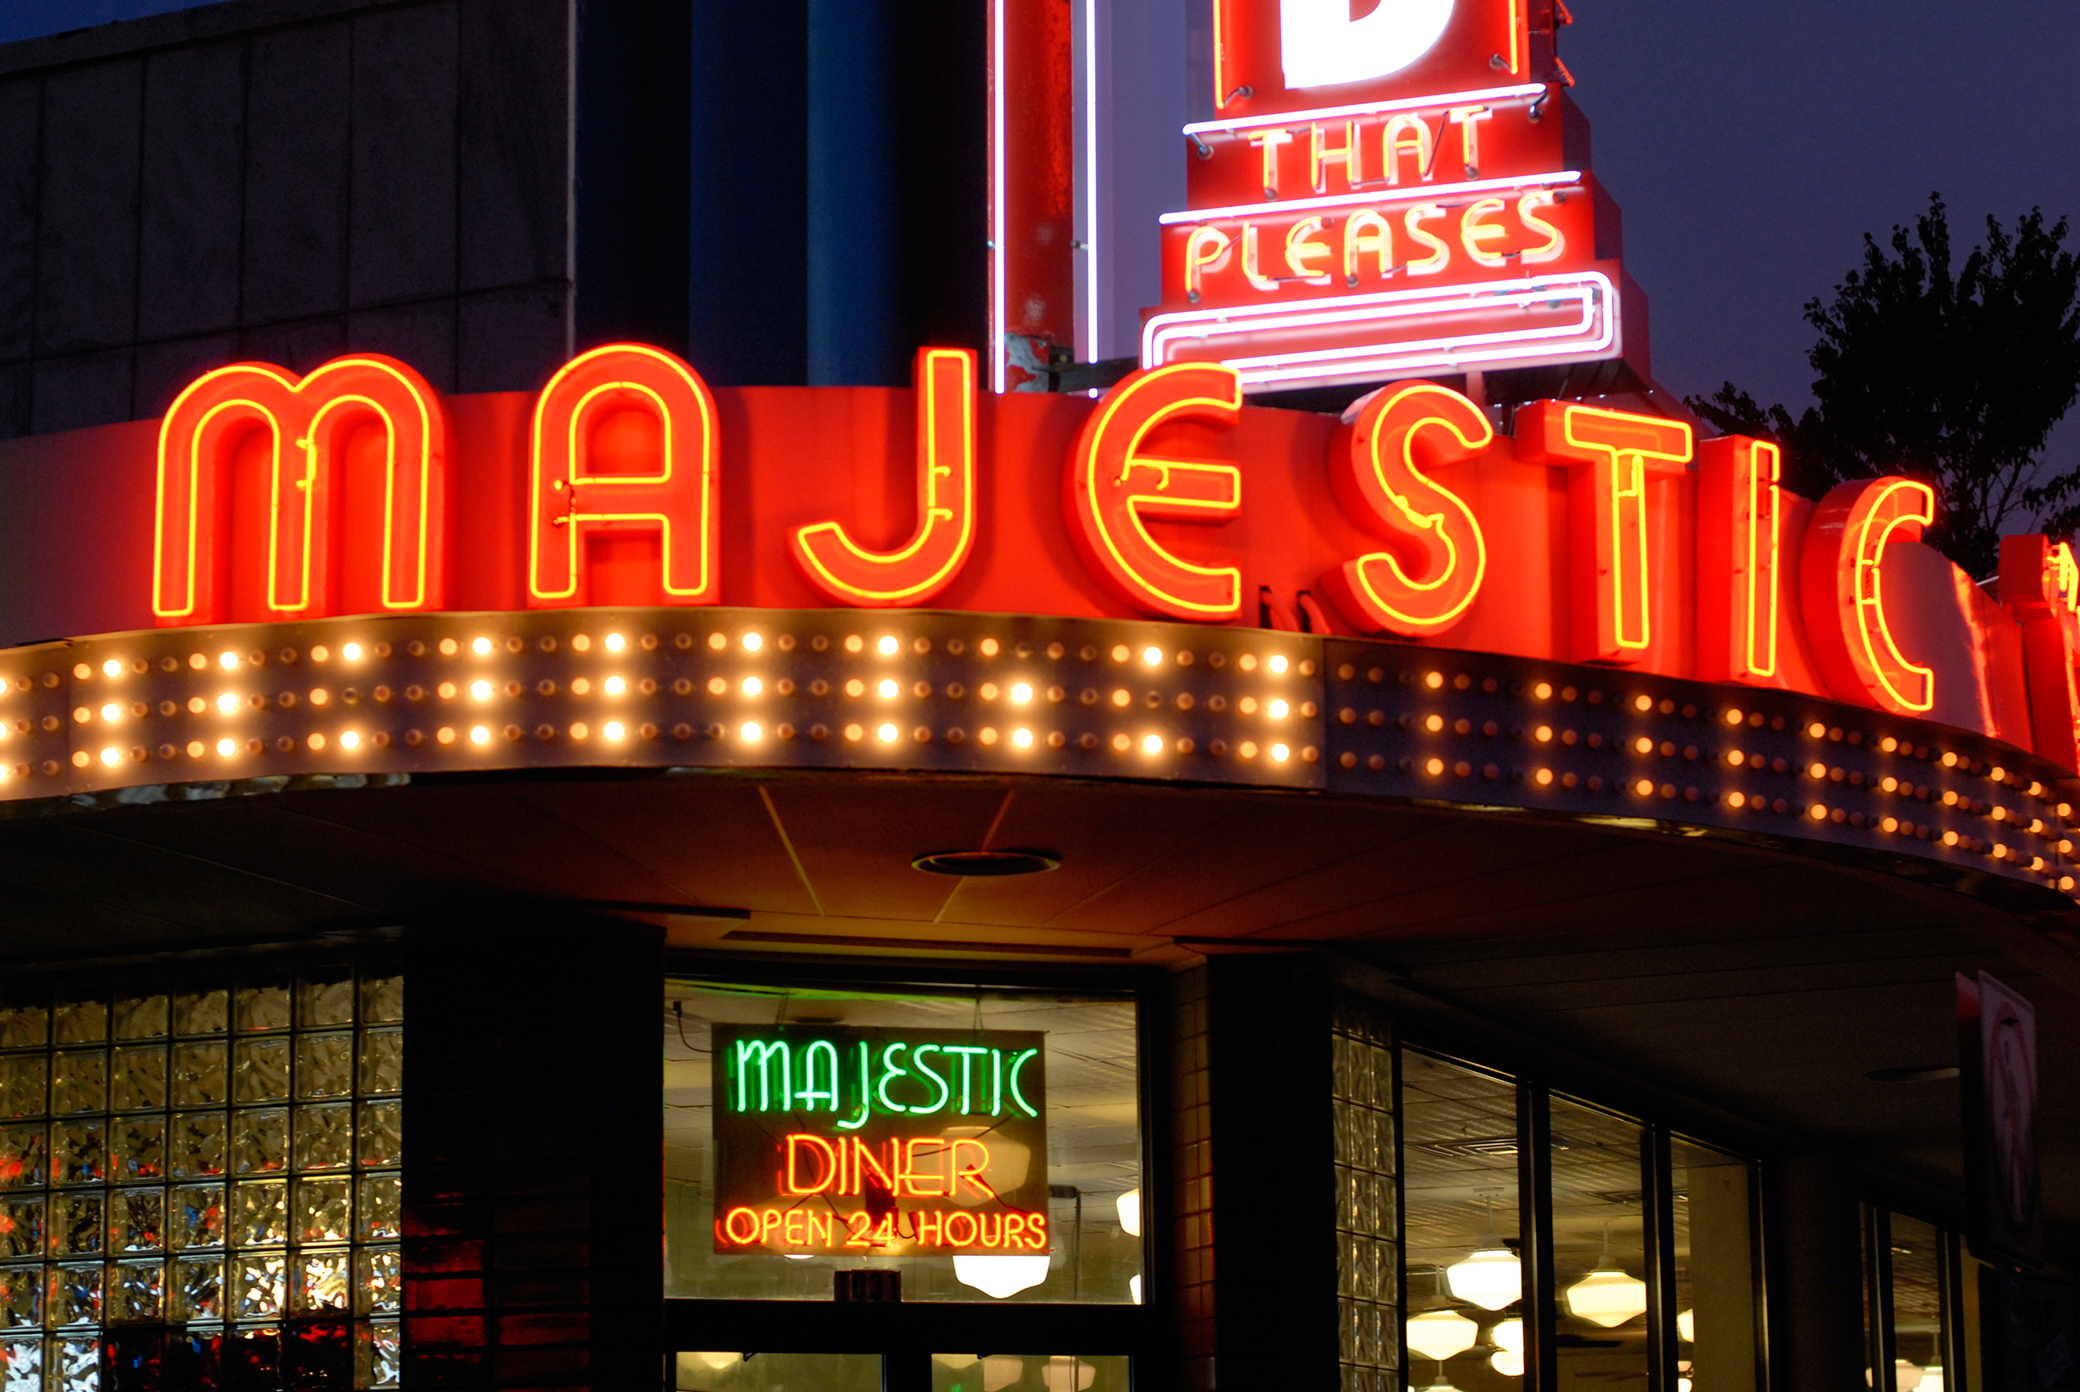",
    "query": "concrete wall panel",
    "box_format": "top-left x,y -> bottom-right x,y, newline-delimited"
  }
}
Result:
242,22 -> 350,324
458,284 -> 564,393
458,0 -> 568,294
34,61 -> 142,355
239,312 -> 346,372
0,78 -> 39,364
348,298 -> 456,390
351,3 -> 458,307
32,348 -> 133,433
138,42 -> 246,340
132,332 -> 238,418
